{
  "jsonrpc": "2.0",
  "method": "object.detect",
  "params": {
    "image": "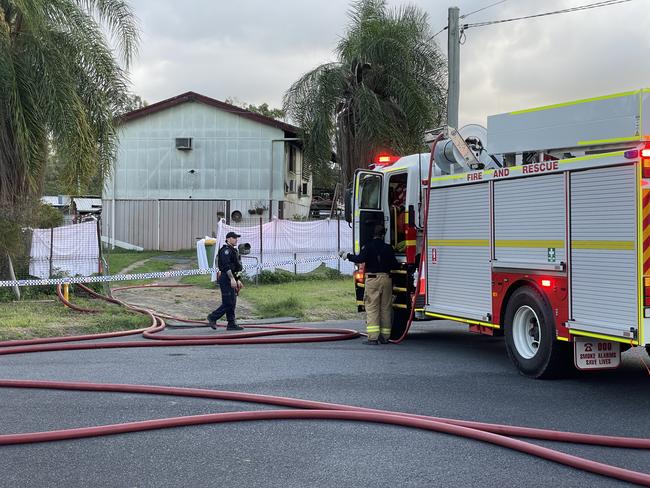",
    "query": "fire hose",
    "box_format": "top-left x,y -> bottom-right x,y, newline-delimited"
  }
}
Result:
0,270 -> 647,485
